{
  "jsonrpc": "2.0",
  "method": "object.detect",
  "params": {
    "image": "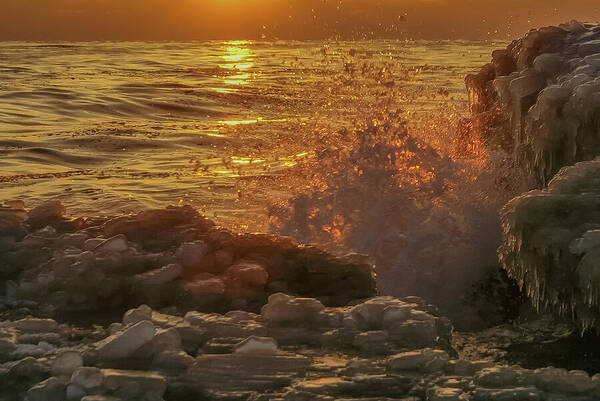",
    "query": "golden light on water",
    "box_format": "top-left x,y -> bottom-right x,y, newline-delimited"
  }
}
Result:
212,40 -> 255,93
